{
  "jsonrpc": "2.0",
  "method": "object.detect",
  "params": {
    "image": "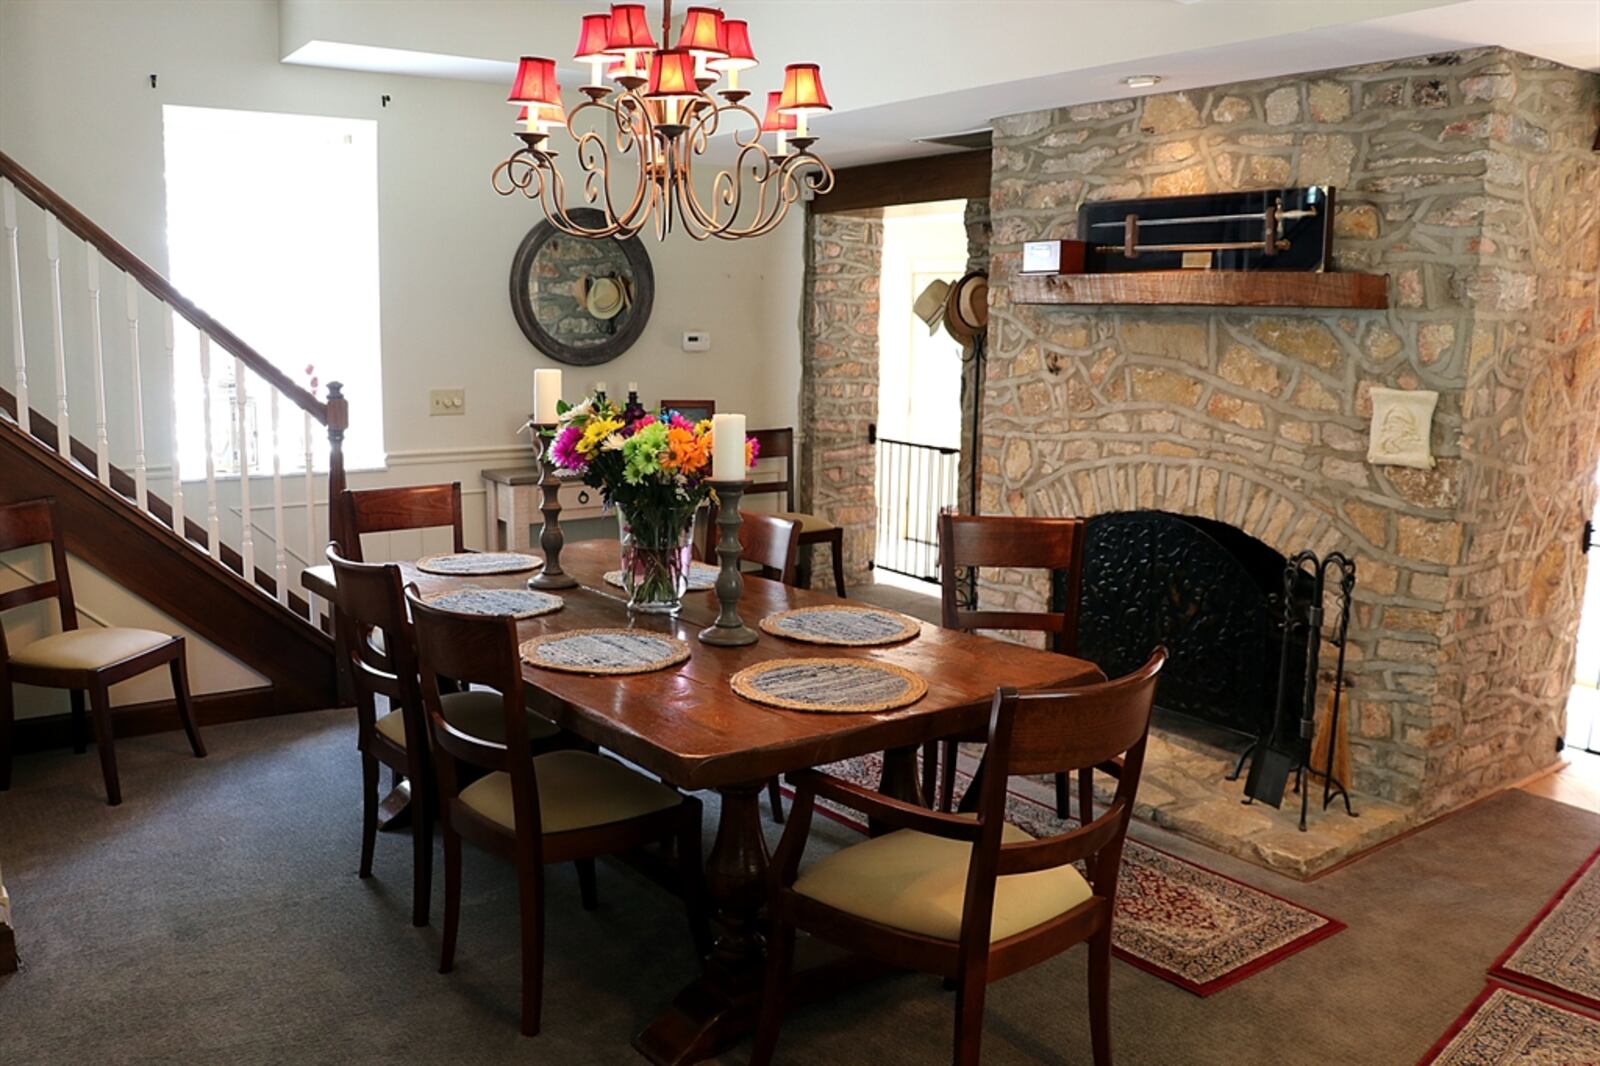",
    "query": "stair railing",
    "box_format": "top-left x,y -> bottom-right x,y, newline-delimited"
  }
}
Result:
0,150 -> 348,624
